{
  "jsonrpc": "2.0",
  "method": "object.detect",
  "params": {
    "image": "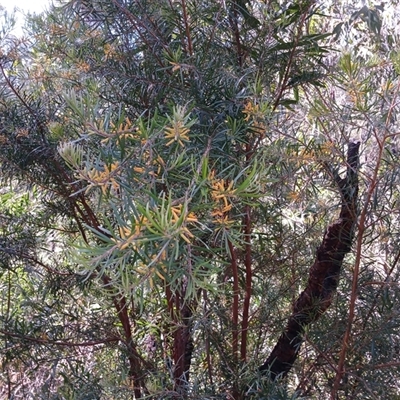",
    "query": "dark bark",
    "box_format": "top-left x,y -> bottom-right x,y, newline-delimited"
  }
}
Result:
167,281 -> 195,395
173,301 -> 194,392
259,142 -> 360,380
